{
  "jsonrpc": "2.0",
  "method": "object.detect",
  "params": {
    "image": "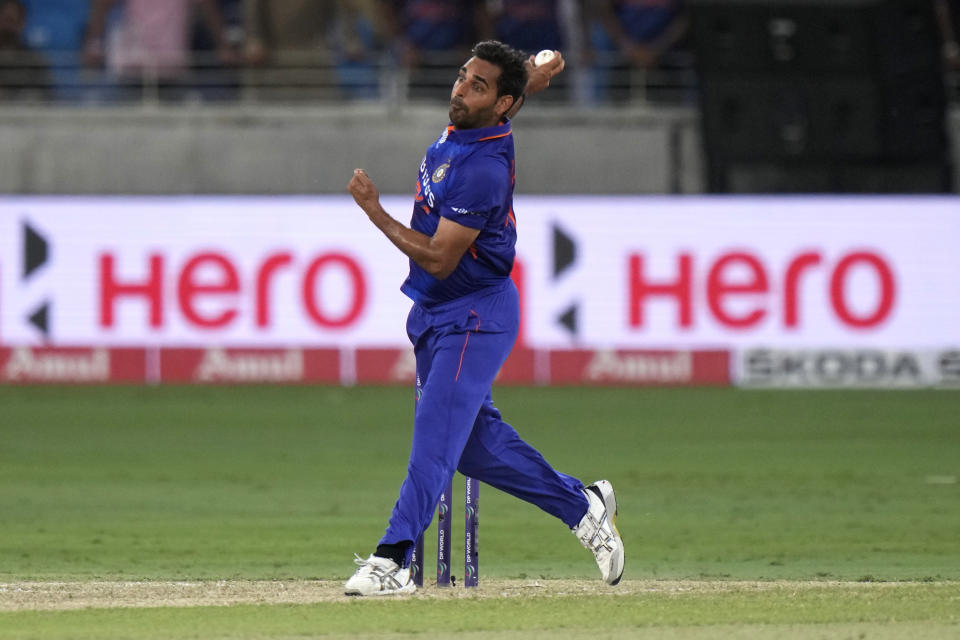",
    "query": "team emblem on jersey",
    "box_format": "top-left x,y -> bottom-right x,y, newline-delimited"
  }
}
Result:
432,163 -> 450,183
